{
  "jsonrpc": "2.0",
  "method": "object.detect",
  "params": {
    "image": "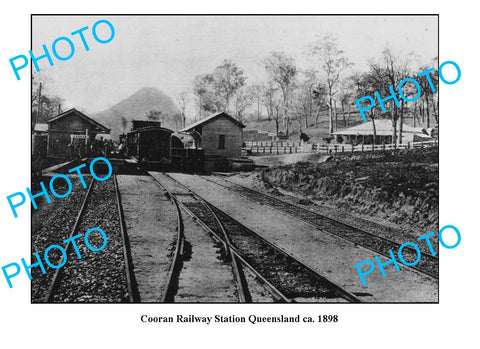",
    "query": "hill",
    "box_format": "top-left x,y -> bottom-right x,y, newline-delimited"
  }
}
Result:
93,87 -> 179,140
